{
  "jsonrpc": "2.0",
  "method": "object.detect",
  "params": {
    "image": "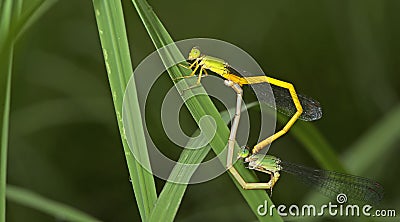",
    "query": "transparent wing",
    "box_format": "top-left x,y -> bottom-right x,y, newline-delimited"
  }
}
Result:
280,160 -> 384,205
228,66 -> 322,121
251,83 -> 322,121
